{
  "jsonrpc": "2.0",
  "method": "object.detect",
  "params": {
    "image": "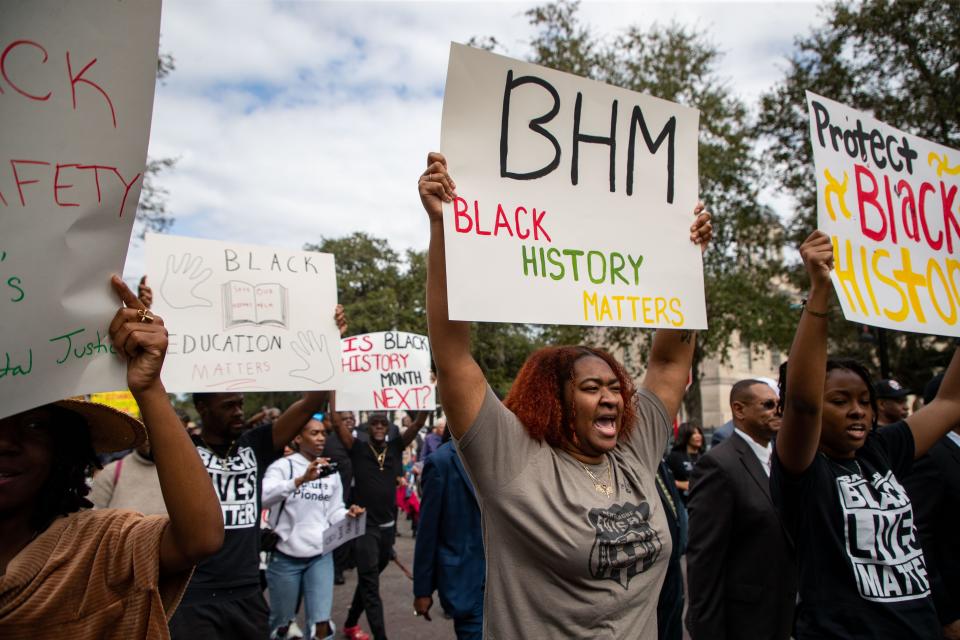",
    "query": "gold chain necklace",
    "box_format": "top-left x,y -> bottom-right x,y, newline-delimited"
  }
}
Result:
580,459 -> 613,497
368,442 -> 387,471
